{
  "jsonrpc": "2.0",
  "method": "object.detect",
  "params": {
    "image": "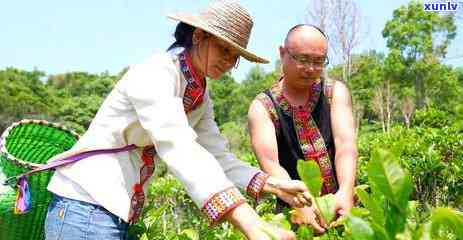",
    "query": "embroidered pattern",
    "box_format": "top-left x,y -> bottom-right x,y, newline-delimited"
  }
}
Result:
256,93 -> 280,130
128,51 -> 210,223
128,146 -> 156,223
179,51 -> 207,113
324,78 -> 334,105
202,187 -> 246,225
257,81 -> 338,194
246,172 -> 270,203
